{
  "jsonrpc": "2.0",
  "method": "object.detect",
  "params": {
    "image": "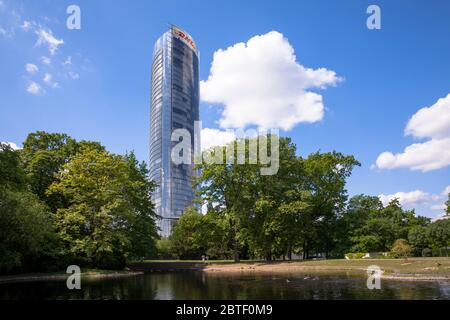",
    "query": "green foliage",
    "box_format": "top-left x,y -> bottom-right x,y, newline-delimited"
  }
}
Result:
169,207 -> 231,260
47,145 -> 158,269
2,130 -> 447,273
194,136 -> 360,260
0,143 -> 26,190
0,188 -> 61,273
170,207 -> 205,259
408,226 -> 429,256
426,219 -> 450,256
1,131 -> 158,274
0,142 -> 63,273
347,197 -> 430,253
156,238 -> 174,259
20,132 -> 79,209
